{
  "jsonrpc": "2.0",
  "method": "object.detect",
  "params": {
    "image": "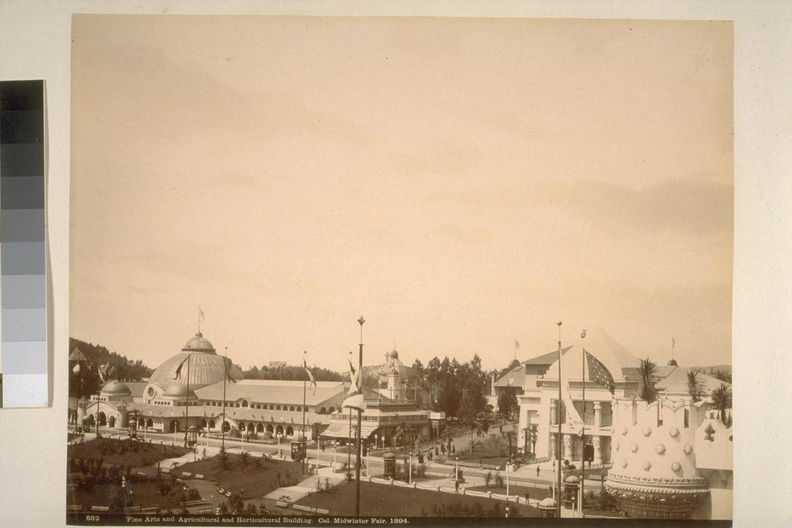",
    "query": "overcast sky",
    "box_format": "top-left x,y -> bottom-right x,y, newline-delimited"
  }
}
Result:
70,16 -> 733,374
